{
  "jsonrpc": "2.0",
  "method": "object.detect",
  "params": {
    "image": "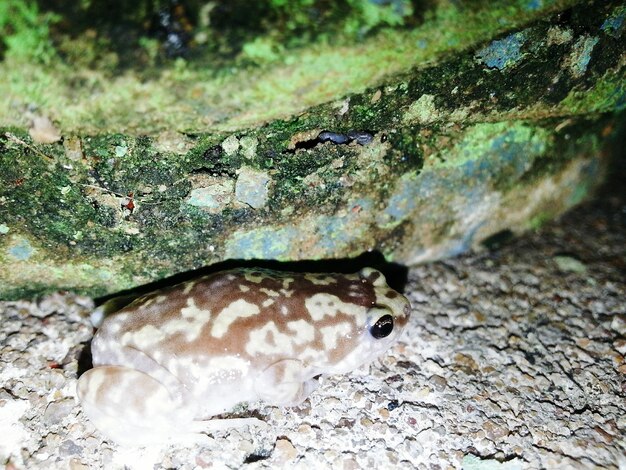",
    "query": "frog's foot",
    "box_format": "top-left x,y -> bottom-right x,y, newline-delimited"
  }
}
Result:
254,359 -> 319,406
77,366 -> 195,447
